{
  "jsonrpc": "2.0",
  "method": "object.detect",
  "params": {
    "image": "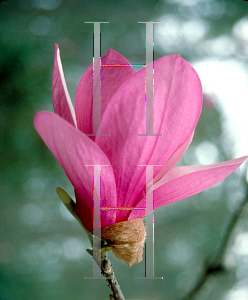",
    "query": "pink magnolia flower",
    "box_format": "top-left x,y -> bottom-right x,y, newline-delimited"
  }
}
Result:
34,44 -> 247,233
